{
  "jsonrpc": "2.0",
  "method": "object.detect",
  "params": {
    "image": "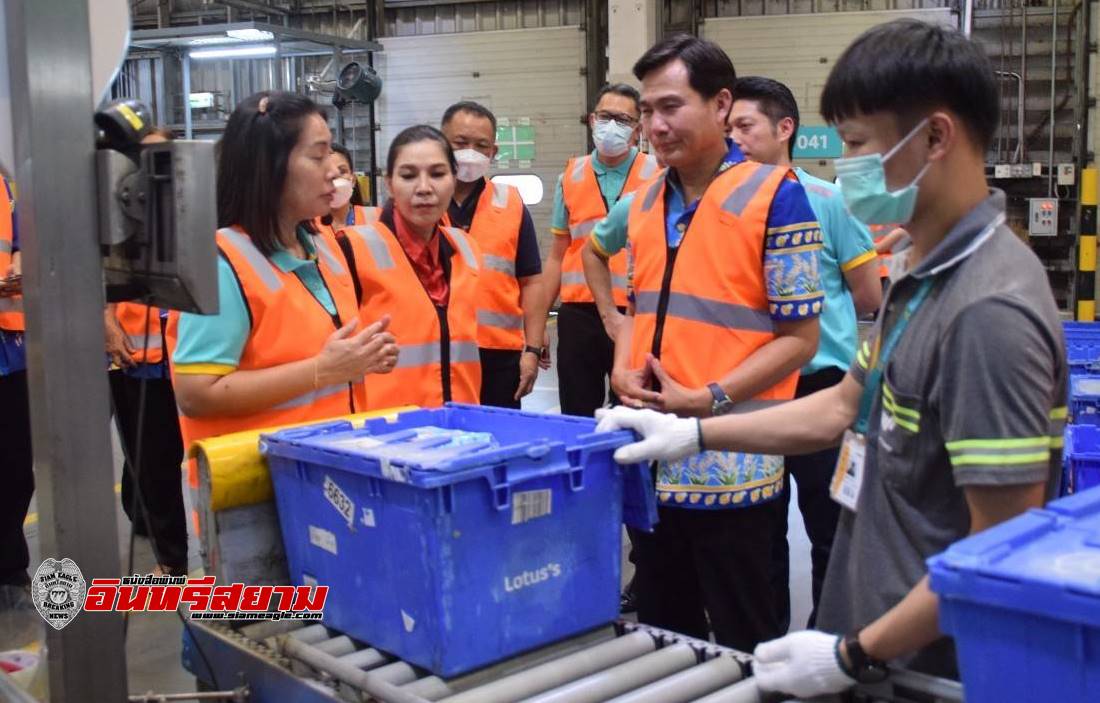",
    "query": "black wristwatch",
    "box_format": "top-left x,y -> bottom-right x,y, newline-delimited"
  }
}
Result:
523,345 -> 545,358
707,382 -> 735,416
837,629 -> 889,684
